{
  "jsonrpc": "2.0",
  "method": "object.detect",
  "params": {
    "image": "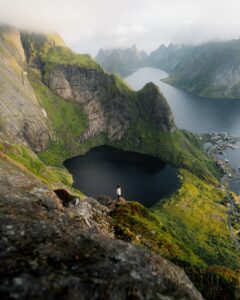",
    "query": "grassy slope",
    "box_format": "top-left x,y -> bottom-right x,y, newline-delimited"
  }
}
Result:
154,170 -> 239,268
111,170 -> 240,299
31,45 -> 217,184
28,68 -> 98,166
114,116 -> 219,184
23,41 -> 239,298
28,37 -> 219,182
0,141 -> 84,198
42,46 -> 101,70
